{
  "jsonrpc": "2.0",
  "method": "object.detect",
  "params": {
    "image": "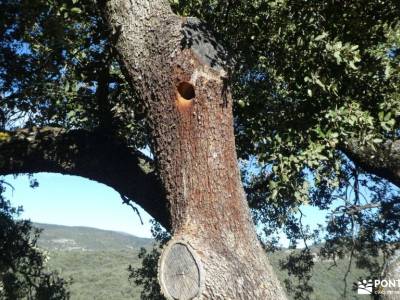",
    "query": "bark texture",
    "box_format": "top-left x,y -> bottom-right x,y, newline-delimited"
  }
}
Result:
101,0 -> 286,299
382,251 -> 400,300
0,127 -> 169,228
341,138 -> 400,188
